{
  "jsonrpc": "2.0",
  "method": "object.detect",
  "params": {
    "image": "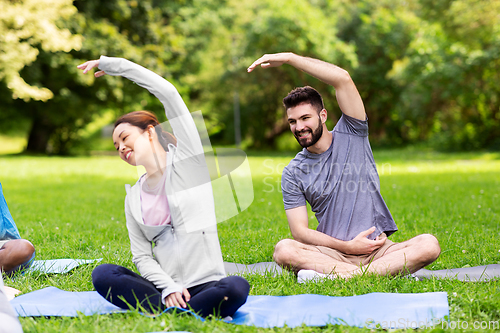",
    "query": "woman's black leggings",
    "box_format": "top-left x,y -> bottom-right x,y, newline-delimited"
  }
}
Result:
92,264 -> 249,318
